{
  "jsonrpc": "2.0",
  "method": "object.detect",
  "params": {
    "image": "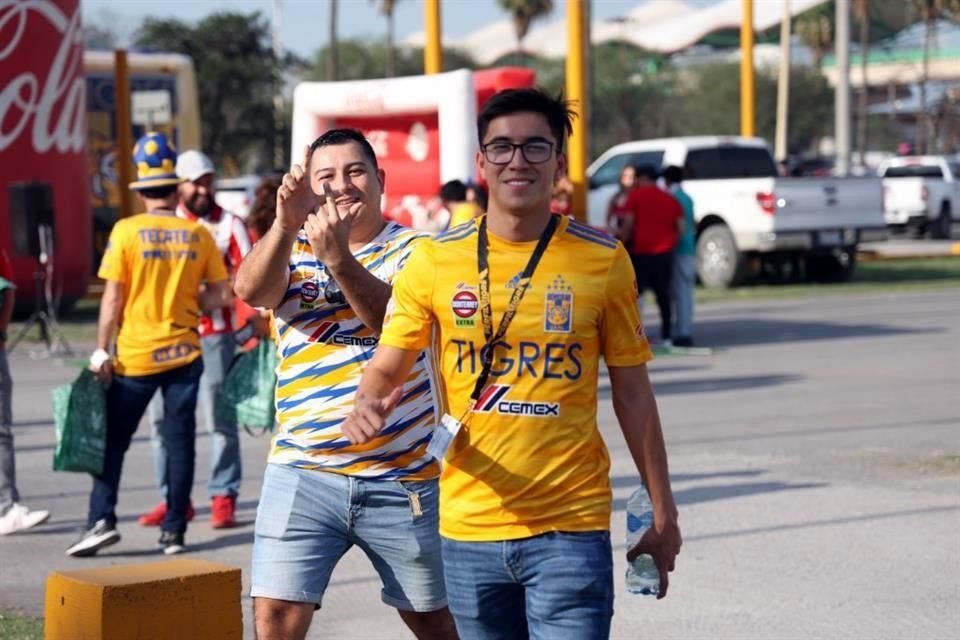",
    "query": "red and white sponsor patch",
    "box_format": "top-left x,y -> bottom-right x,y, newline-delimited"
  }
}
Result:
452,290 -> 479,318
